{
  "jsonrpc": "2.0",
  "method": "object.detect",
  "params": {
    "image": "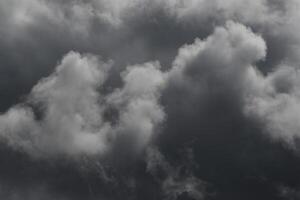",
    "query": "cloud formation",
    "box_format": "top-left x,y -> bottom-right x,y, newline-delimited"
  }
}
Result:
0,52 -> 165,158
245,65 -> 300,146
1,0 -> 300,200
